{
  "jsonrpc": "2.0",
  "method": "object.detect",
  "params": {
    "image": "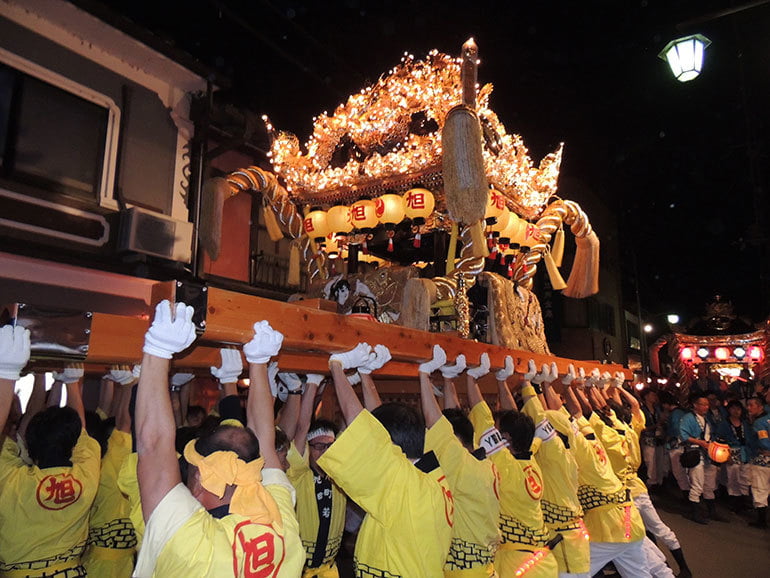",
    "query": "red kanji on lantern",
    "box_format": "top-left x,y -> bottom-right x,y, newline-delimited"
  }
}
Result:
405,190 -> 425,210
351,204 -> 367,221
303,217 -> 314,233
